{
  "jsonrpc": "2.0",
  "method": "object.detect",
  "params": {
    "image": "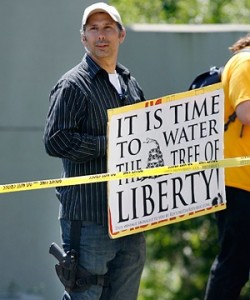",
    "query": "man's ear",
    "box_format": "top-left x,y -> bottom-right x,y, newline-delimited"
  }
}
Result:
81,35 -> 87,45
119,29 -> 126,44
